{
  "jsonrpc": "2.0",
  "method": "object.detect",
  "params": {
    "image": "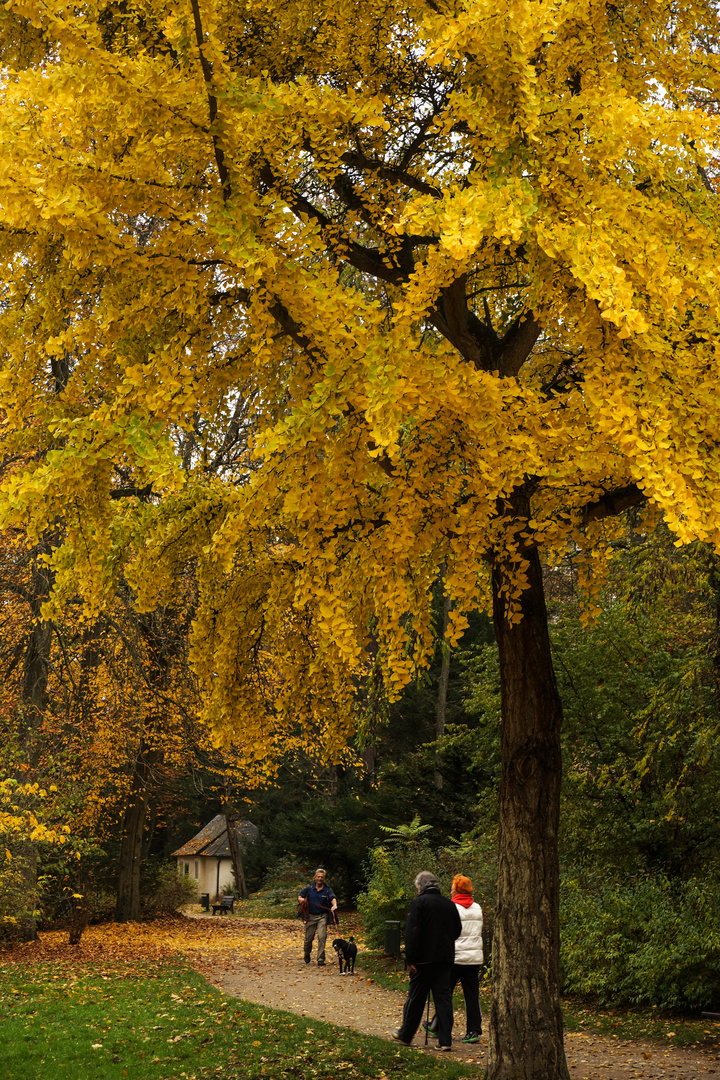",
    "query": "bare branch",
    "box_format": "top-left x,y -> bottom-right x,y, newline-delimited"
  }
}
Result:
189,0 -> 230,202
